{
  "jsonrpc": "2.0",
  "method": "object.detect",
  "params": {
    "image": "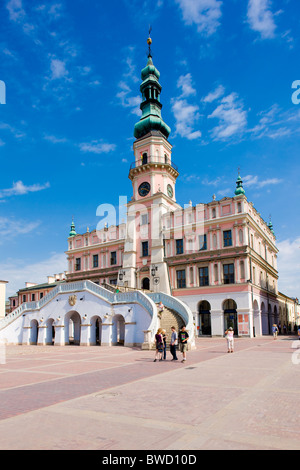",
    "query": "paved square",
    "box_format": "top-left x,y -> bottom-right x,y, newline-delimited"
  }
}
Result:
0,336 -> 299,450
